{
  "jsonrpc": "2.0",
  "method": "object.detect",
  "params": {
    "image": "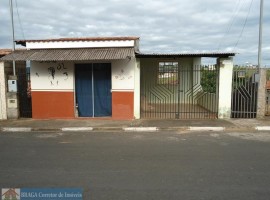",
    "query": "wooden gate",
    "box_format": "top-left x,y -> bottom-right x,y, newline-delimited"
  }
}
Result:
231,66 -> 259,118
